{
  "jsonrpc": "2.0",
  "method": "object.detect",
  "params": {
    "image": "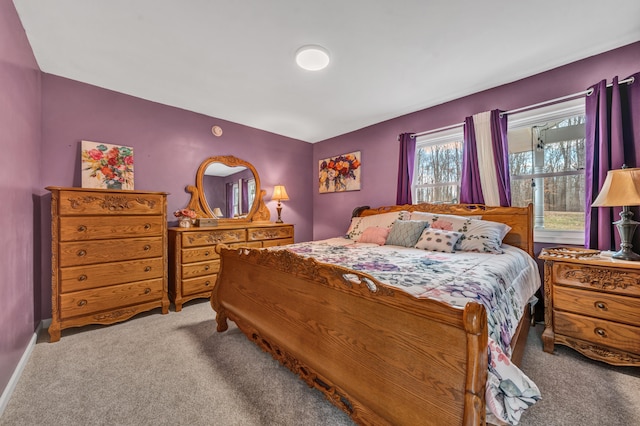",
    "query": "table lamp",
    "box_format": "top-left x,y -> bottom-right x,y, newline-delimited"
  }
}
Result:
212,207 -> 223,218
591,166 -> 640,261
271,185 -> 290,223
